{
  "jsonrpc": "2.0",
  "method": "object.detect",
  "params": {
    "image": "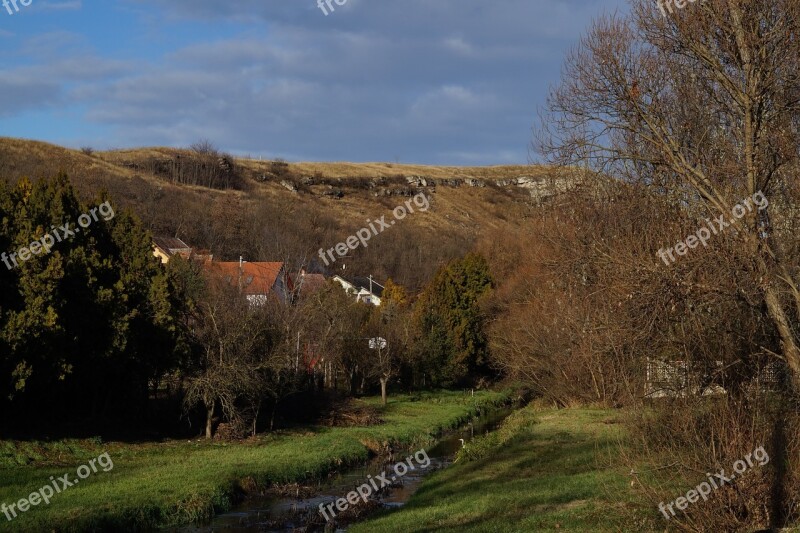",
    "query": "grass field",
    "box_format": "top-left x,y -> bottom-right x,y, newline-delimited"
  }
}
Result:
351,405 -> 659,533
0,390 -> 509,531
